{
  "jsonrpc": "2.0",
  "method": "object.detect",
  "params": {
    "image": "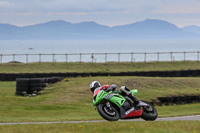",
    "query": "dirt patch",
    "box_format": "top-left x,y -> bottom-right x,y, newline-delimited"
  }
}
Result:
121,79 -> 143,88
